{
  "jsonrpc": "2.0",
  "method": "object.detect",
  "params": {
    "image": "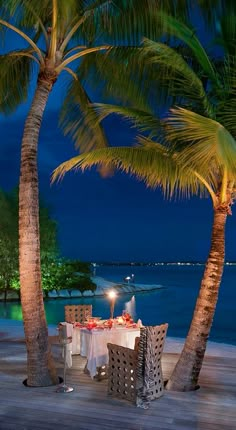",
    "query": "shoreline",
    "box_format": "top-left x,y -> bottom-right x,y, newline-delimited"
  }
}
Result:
46,276 -> 165,298
1,318 -> 236,358
0,276 -> 164,302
